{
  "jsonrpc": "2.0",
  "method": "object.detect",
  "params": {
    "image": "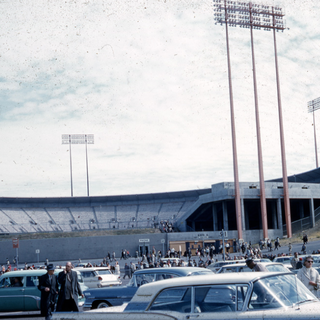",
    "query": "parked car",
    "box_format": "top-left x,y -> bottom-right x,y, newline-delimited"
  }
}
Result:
0,269 -> 87,312
216,262 -> 290,273
83,267 -> 213,310
53,272 -> 320,320
159,258 -> 181,266
272,256 -> 294,269
206,258 -> 270,272
74,267 -> 121,288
